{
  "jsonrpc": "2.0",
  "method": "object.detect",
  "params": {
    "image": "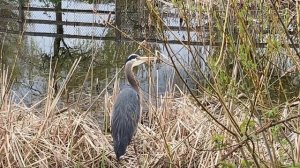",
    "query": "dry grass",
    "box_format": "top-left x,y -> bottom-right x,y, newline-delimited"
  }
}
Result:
0,62 -> 299,167
2,0 -> 300,167
1,76 -> 219,167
